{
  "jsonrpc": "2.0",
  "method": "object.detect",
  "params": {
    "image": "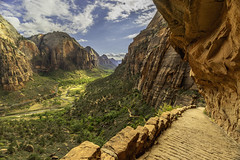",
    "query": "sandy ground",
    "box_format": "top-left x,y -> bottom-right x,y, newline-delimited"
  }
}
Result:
138,107 -> 240,160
